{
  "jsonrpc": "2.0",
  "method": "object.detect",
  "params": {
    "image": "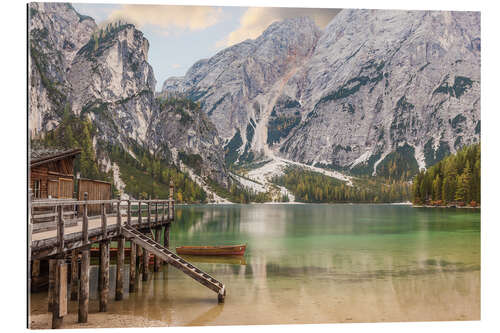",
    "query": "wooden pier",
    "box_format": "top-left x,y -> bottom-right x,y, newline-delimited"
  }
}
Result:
29,183 -> 226,329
